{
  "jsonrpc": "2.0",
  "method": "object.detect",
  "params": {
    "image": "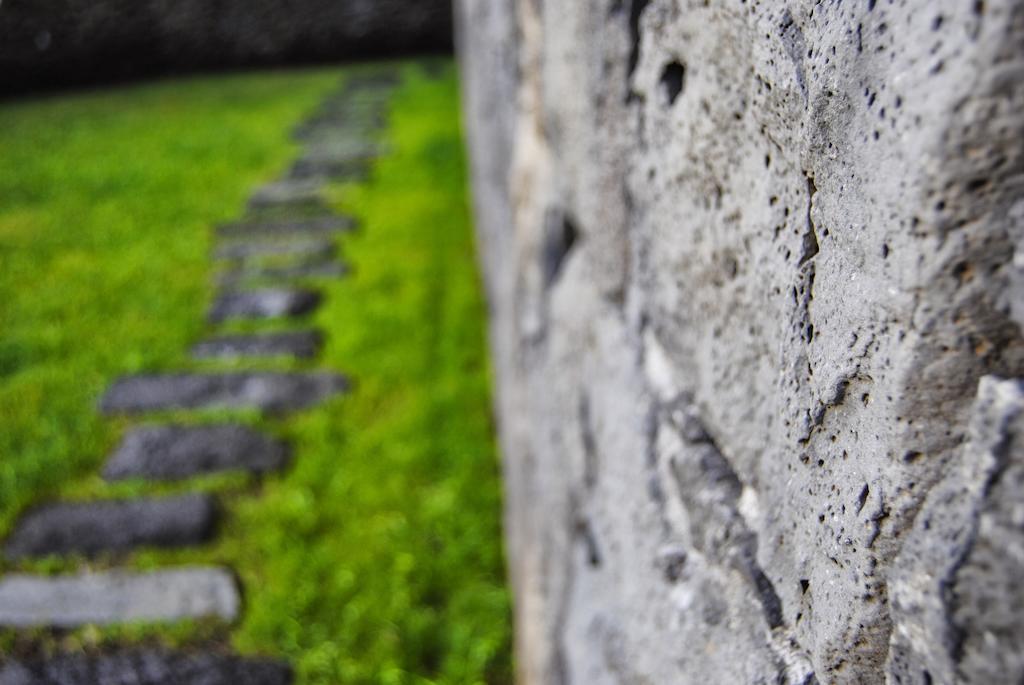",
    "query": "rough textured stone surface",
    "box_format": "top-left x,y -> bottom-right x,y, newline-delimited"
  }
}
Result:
456,1 -> 1024,683
0,567 -> 239,628
0,1 -> 451,95
104,424 -> 289,481
888,377 -> 1024,685
216,216 -> 354,240
191,331 -> 323,360
207,288 -> 321,323
0,650 -> 292,685
3,494 -> 216,560
99,372 -> 348,414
